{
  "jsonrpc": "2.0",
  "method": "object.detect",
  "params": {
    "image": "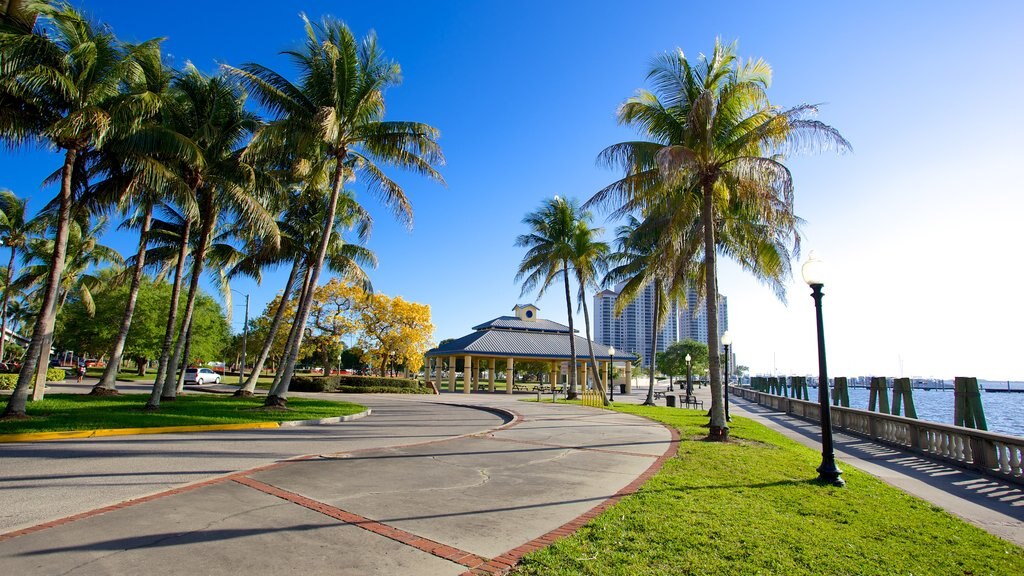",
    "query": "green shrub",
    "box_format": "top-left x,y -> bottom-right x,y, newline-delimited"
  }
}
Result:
290,375 -> 430,394
0,369 -> 66,390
